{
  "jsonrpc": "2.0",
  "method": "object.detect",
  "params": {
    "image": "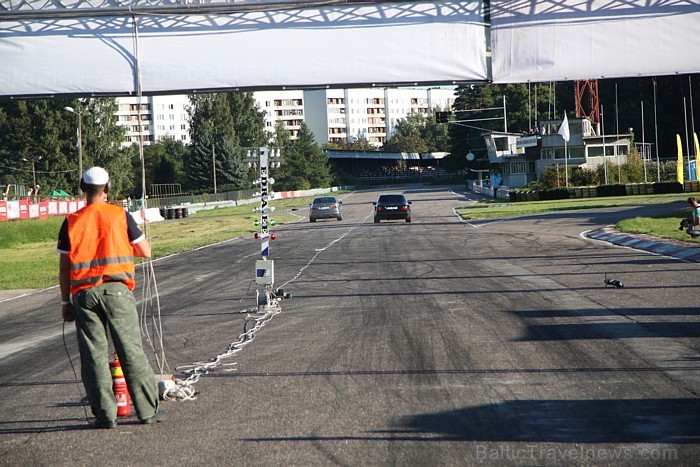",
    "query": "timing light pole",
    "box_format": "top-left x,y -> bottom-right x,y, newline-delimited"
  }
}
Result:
246,147 -> 290,310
